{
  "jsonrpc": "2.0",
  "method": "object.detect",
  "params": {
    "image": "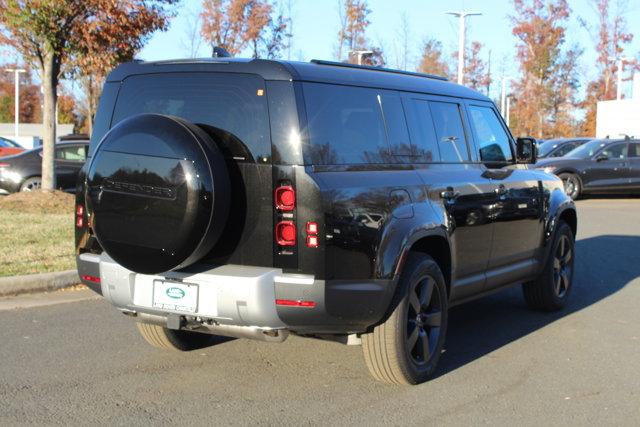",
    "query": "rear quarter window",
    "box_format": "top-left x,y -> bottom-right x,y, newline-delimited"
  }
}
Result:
109,73 -> 271,162
302,83 -> 390,165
